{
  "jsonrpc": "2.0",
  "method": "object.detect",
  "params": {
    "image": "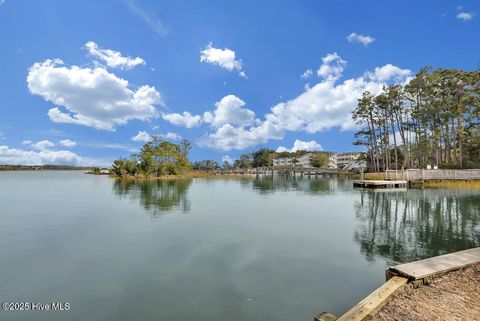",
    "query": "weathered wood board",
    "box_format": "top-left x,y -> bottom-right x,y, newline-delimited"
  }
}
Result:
336,276 -> 407,321
389,247 -> 480,280
353,180 -> 407,188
